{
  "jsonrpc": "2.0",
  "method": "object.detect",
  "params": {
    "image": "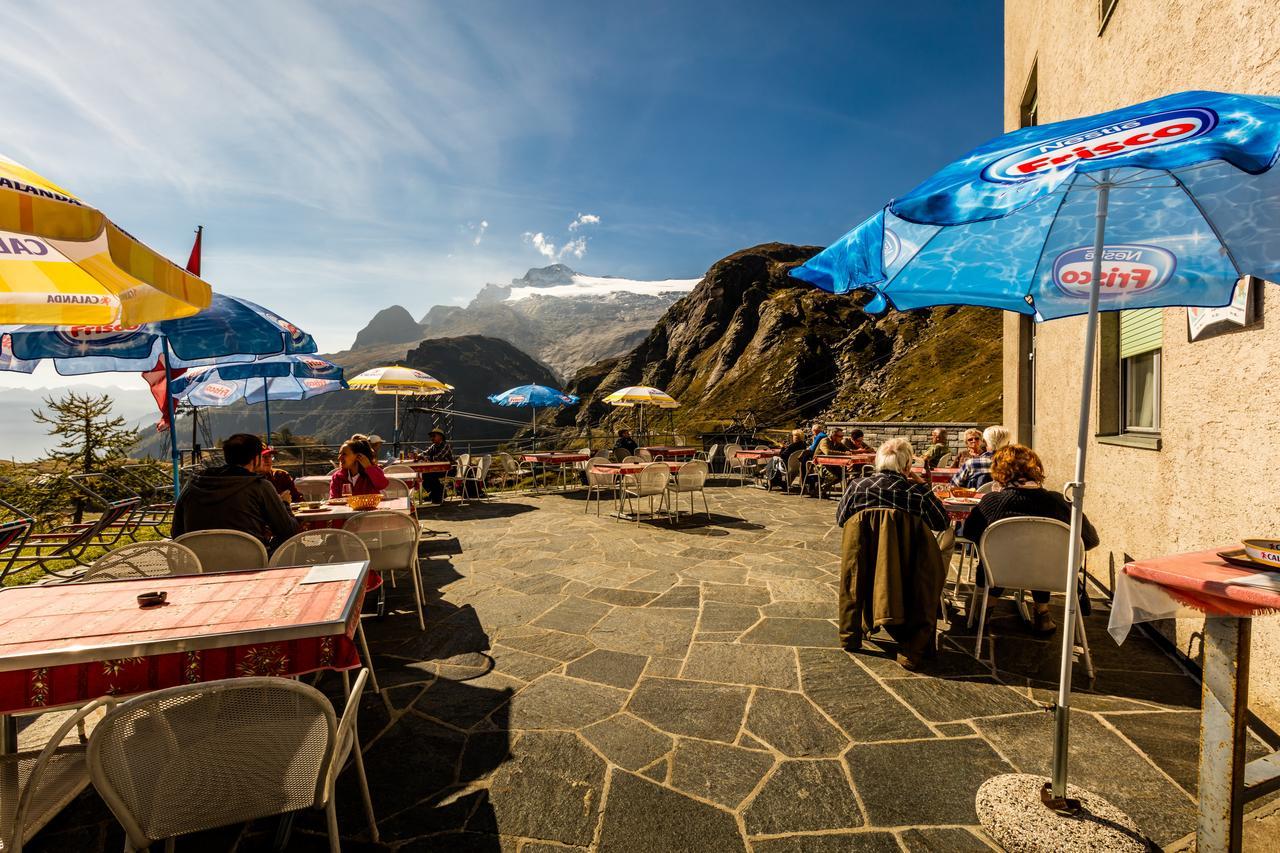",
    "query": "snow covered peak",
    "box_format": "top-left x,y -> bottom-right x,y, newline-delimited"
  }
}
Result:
507,272 -> 700,302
